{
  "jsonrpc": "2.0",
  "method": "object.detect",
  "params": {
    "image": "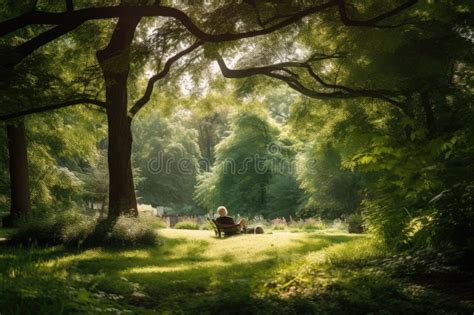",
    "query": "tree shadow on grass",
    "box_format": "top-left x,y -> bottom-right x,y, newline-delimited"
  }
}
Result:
0,245 -> 76,269
71,232 -> 361,312
285,233 -> 359,254
1,231 -> 471,314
